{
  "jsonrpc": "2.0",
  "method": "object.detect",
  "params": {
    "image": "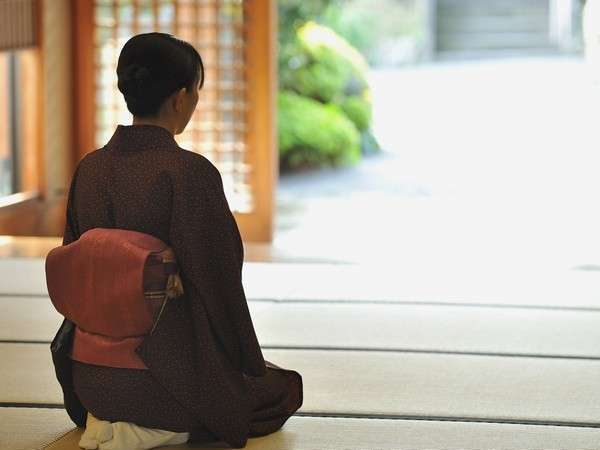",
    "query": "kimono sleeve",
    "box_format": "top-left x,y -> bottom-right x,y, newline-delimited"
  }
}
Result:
52,159 -> 87,428
62,161 -> 82,246
169,158 -> 267,377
